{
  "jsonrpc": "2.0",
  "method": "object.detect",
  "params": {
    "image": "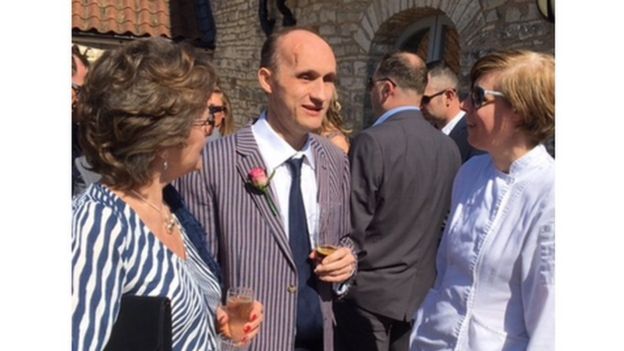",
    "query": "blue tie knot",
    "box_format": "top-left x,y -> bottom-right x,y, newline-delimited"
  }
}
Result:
286,157 -> 304,179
